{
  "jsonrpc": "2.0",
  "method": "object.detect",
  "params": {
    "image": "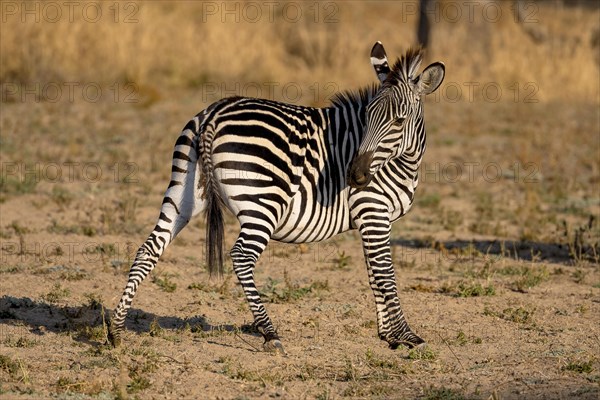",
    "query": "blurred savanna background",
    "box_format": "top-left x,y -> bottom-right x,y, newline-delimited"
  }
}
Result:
1,1 -> 599,399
